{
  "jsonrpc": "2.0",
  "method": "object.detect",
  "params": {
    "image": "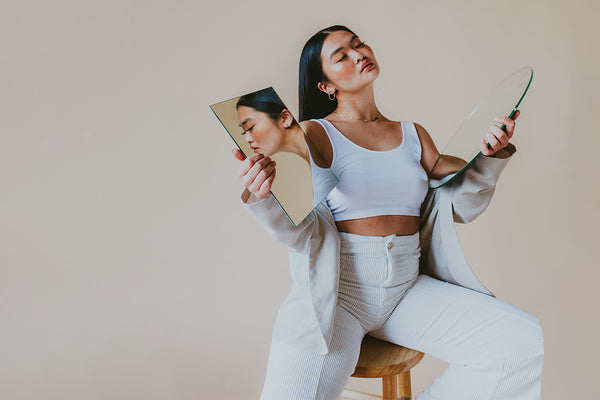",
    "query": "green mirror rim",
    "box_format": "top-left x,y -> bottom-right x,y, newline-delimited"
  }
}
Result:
428,67 -> 533,189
